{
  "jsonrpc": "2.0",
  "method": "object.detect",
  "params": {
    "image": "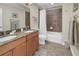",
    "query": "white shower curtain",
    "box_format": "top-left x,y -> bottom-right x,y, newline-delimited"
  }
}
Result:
69,19 -> 78,46
68,20 -> 74,45
39,9 -> 47,45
